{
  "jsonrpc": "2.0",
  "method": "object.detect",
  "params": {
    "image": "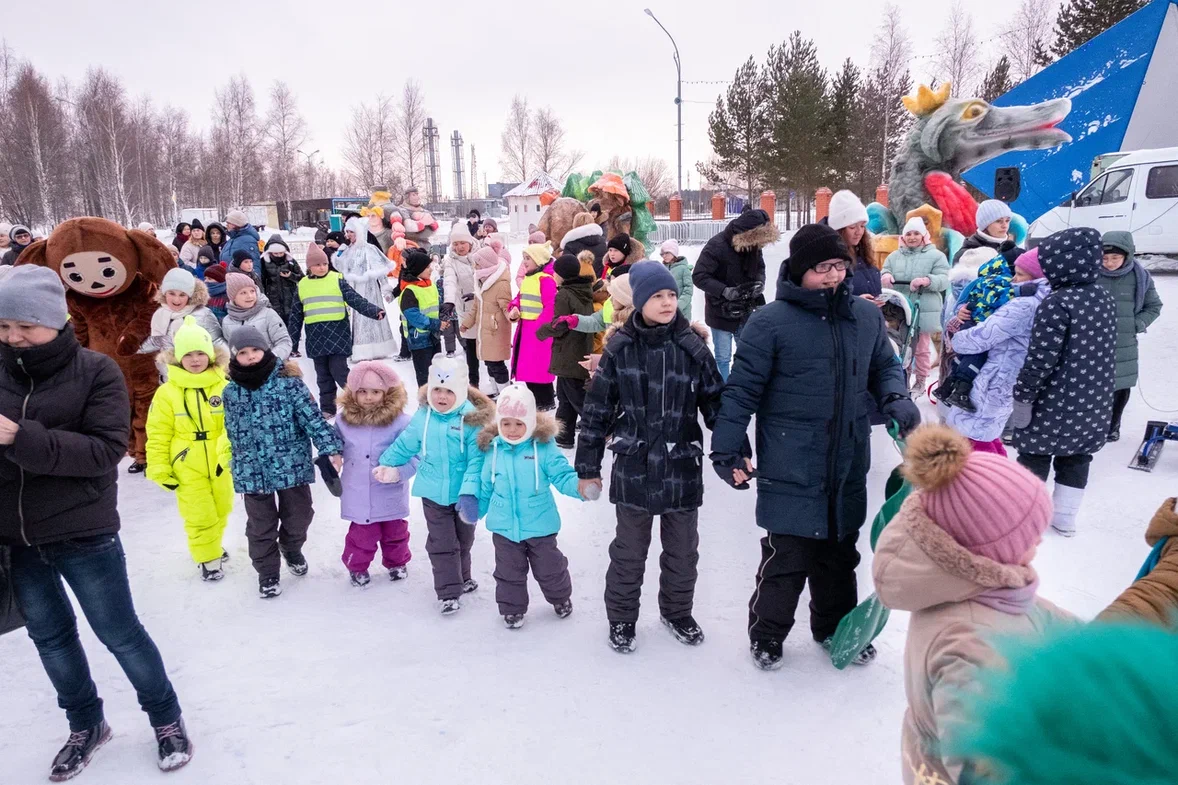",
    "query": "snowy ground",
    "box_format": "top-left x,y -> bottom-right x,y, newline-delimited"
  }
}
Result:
3,240 -> 1176,784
